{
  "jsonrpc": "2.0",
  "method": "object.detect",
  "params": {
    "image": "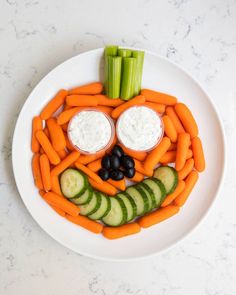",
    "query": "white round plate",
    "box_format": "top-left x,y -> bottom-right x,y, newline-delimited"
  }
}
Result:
12,48 -> 225,261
